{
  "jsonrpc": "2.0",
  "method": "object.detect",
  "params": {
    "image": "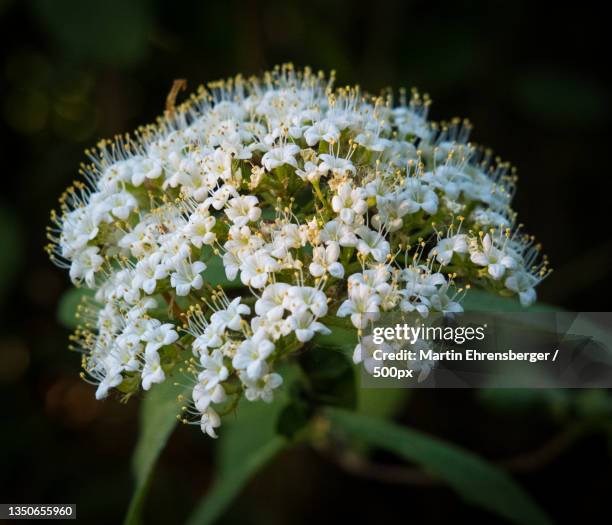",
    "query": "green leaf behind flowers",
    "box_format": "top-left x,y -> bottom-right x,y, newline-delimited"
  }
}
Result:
124,379 -> 186,525
185,367 -> 294,525
200,245 -> 244,289
57,286 -> 94,329
327,408 -> 552,525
